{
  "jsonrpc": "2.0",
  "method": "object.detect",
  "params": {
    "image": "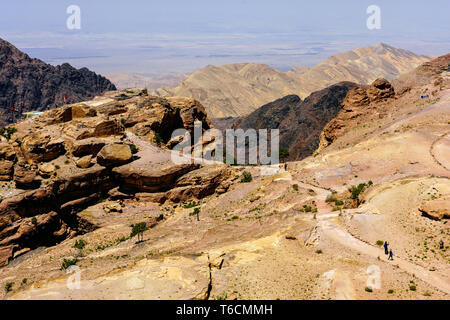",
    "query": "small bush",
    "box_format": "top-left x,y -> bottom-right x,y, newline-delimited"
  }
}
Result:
241,171 -> 252,183
365,286 -> 373,293
61,258 -> 78,270
231,215 -> 239,220
349,183 -> 367,199
423,291 -> 432,297
74,239 -> 87,250
409,285 -> 417,291
184,201 -> 200,209
154,132 -> 164,145
332,206 -> 341,212
129,144 -> 139,154
55,165 -> 61,170
31,216 -> 37,225
189,207 -> 200,219
130,222 -> 148,241
292,184 -> 299,191
315,249 -> 323,254
388,289 -> 394,294
4,282 -> 13,293
303,205 -> 312,213
376,240 -> 384,246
